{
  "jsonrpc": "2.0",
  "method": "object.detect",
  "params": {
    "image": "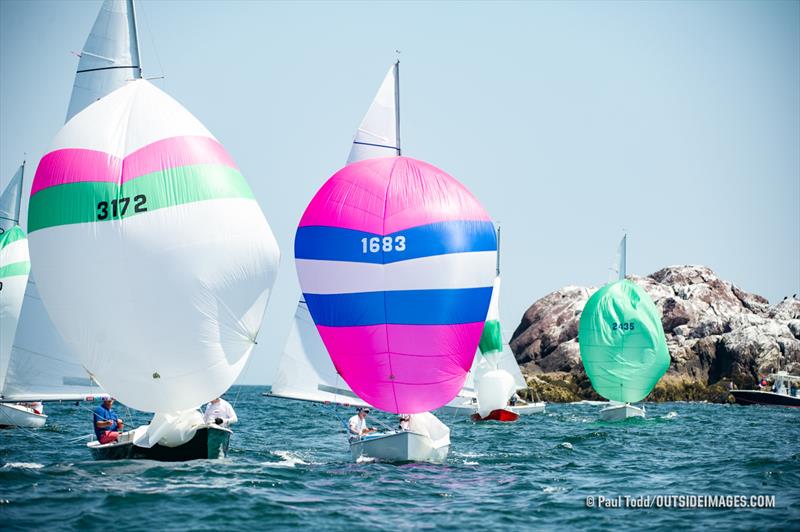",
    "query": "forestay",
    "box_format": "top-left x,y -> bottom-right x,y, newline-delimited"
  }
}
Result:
28,80 -> 280,413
